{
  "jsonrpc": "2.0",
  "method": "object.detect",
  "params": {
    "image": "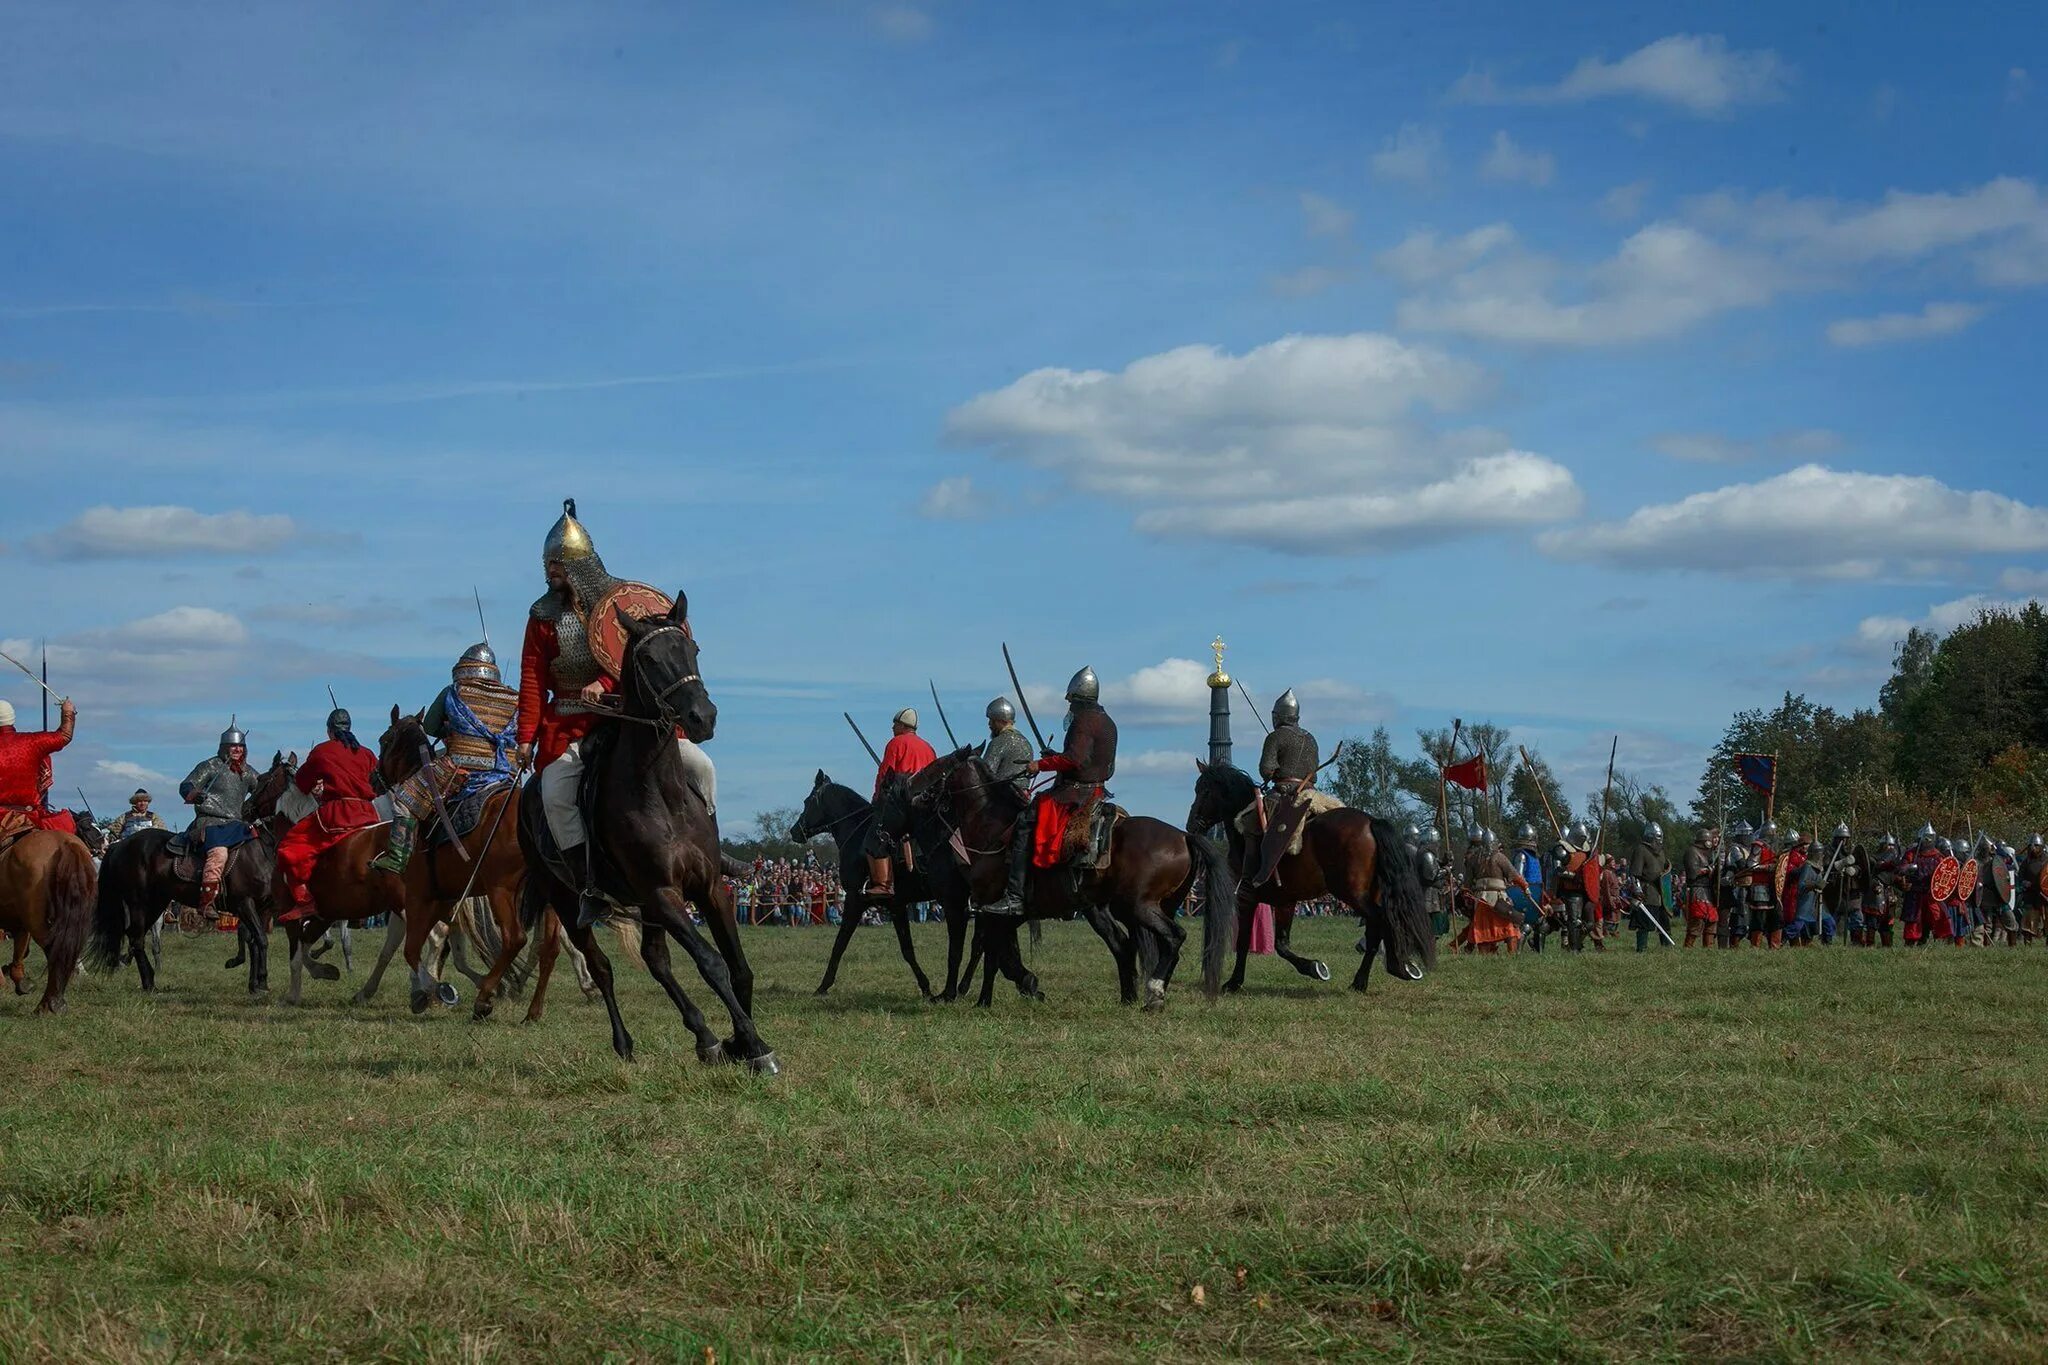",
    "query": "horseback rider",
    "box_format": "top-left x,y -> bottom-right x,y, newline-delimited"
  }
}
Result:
1244,690 -> 1341,891
109,788 -> 165,842
862,708 -> 937,900
986,667 -> 1117,916
276,706 -> 382,921
372,644 -> 520,877
515,500 -> 717,928
979,698 -> 1034,803
0,695 -> 77,841
178,722 -> 263,915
